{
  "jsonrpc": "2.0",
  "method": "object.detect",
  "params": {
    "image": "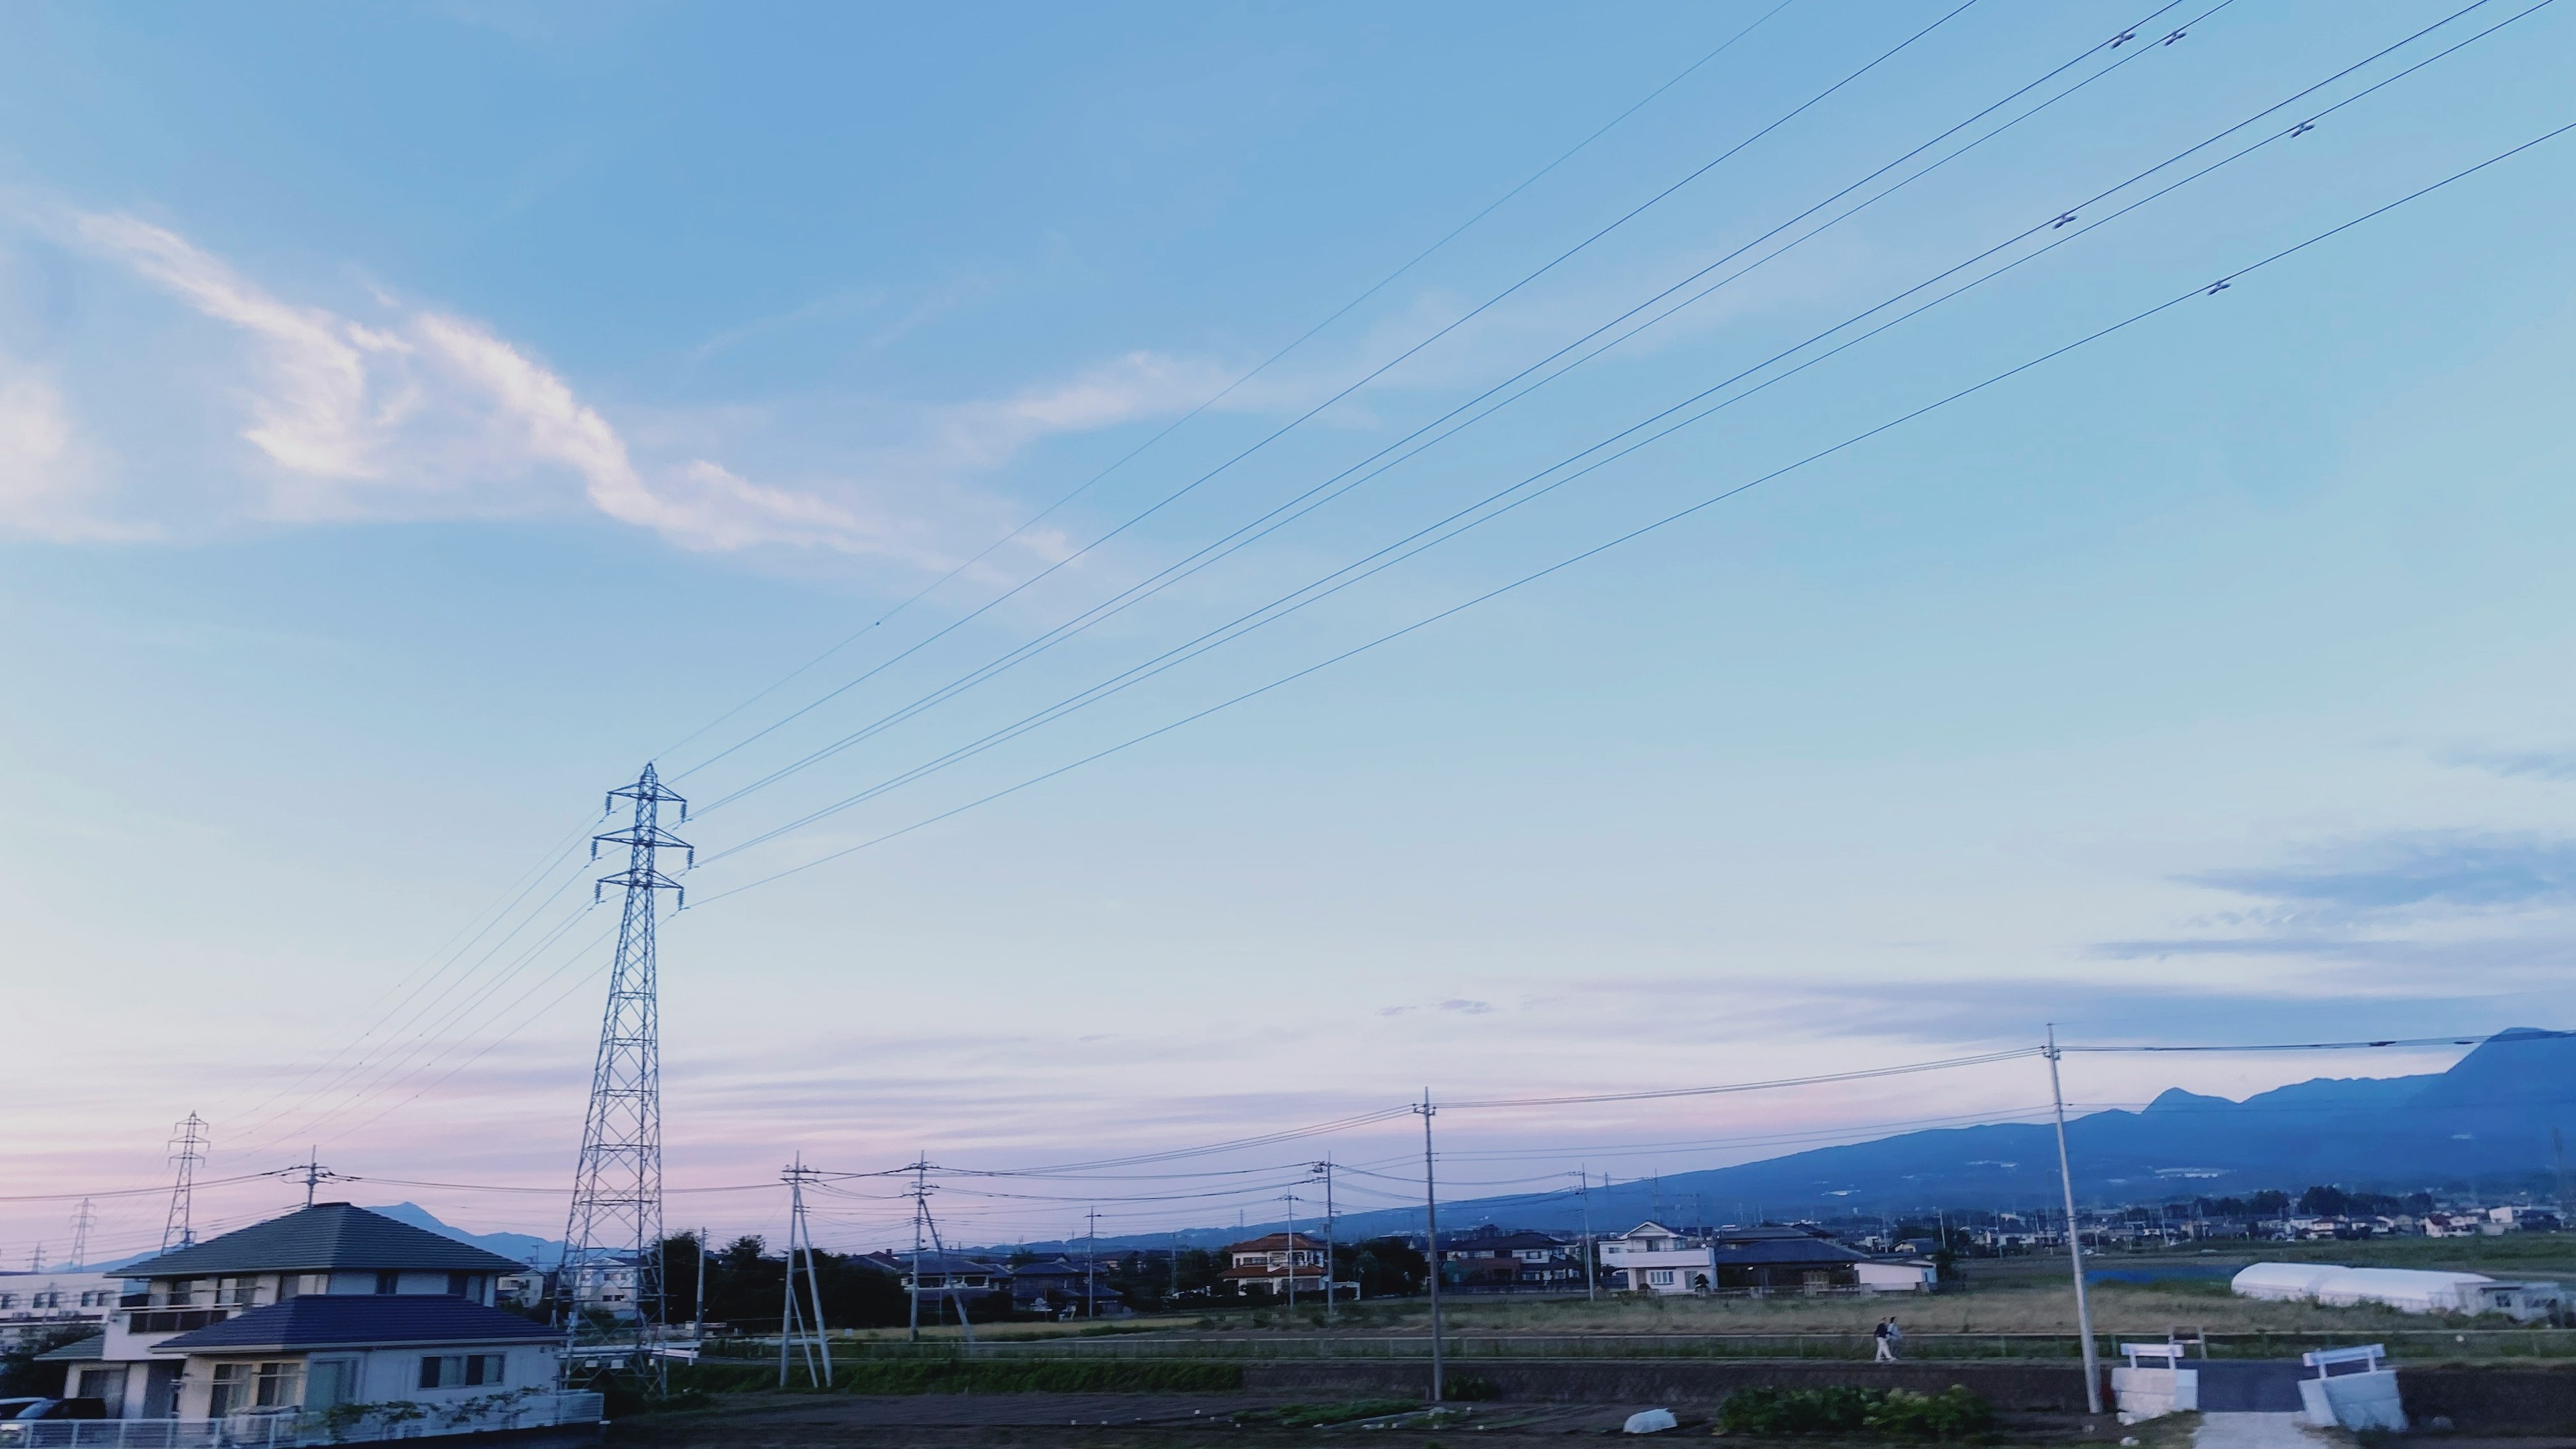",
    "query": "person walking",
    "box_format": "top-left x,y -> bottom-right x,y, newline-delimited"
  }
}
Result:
1873,1317 -> 1900,1362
